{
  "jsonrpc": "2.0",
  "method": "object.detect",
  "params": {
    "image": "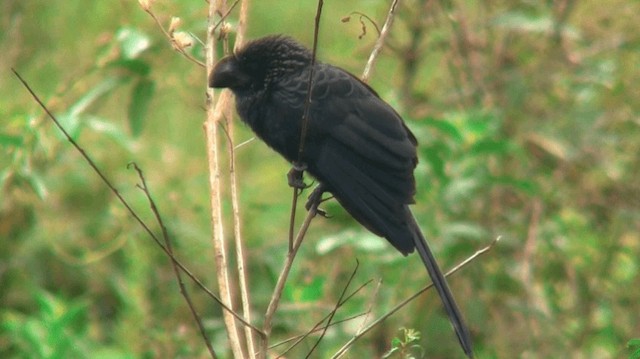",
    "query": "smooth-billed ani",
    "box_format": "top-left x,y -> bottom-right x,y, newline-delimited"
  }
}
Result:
209,35 -> 473,358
